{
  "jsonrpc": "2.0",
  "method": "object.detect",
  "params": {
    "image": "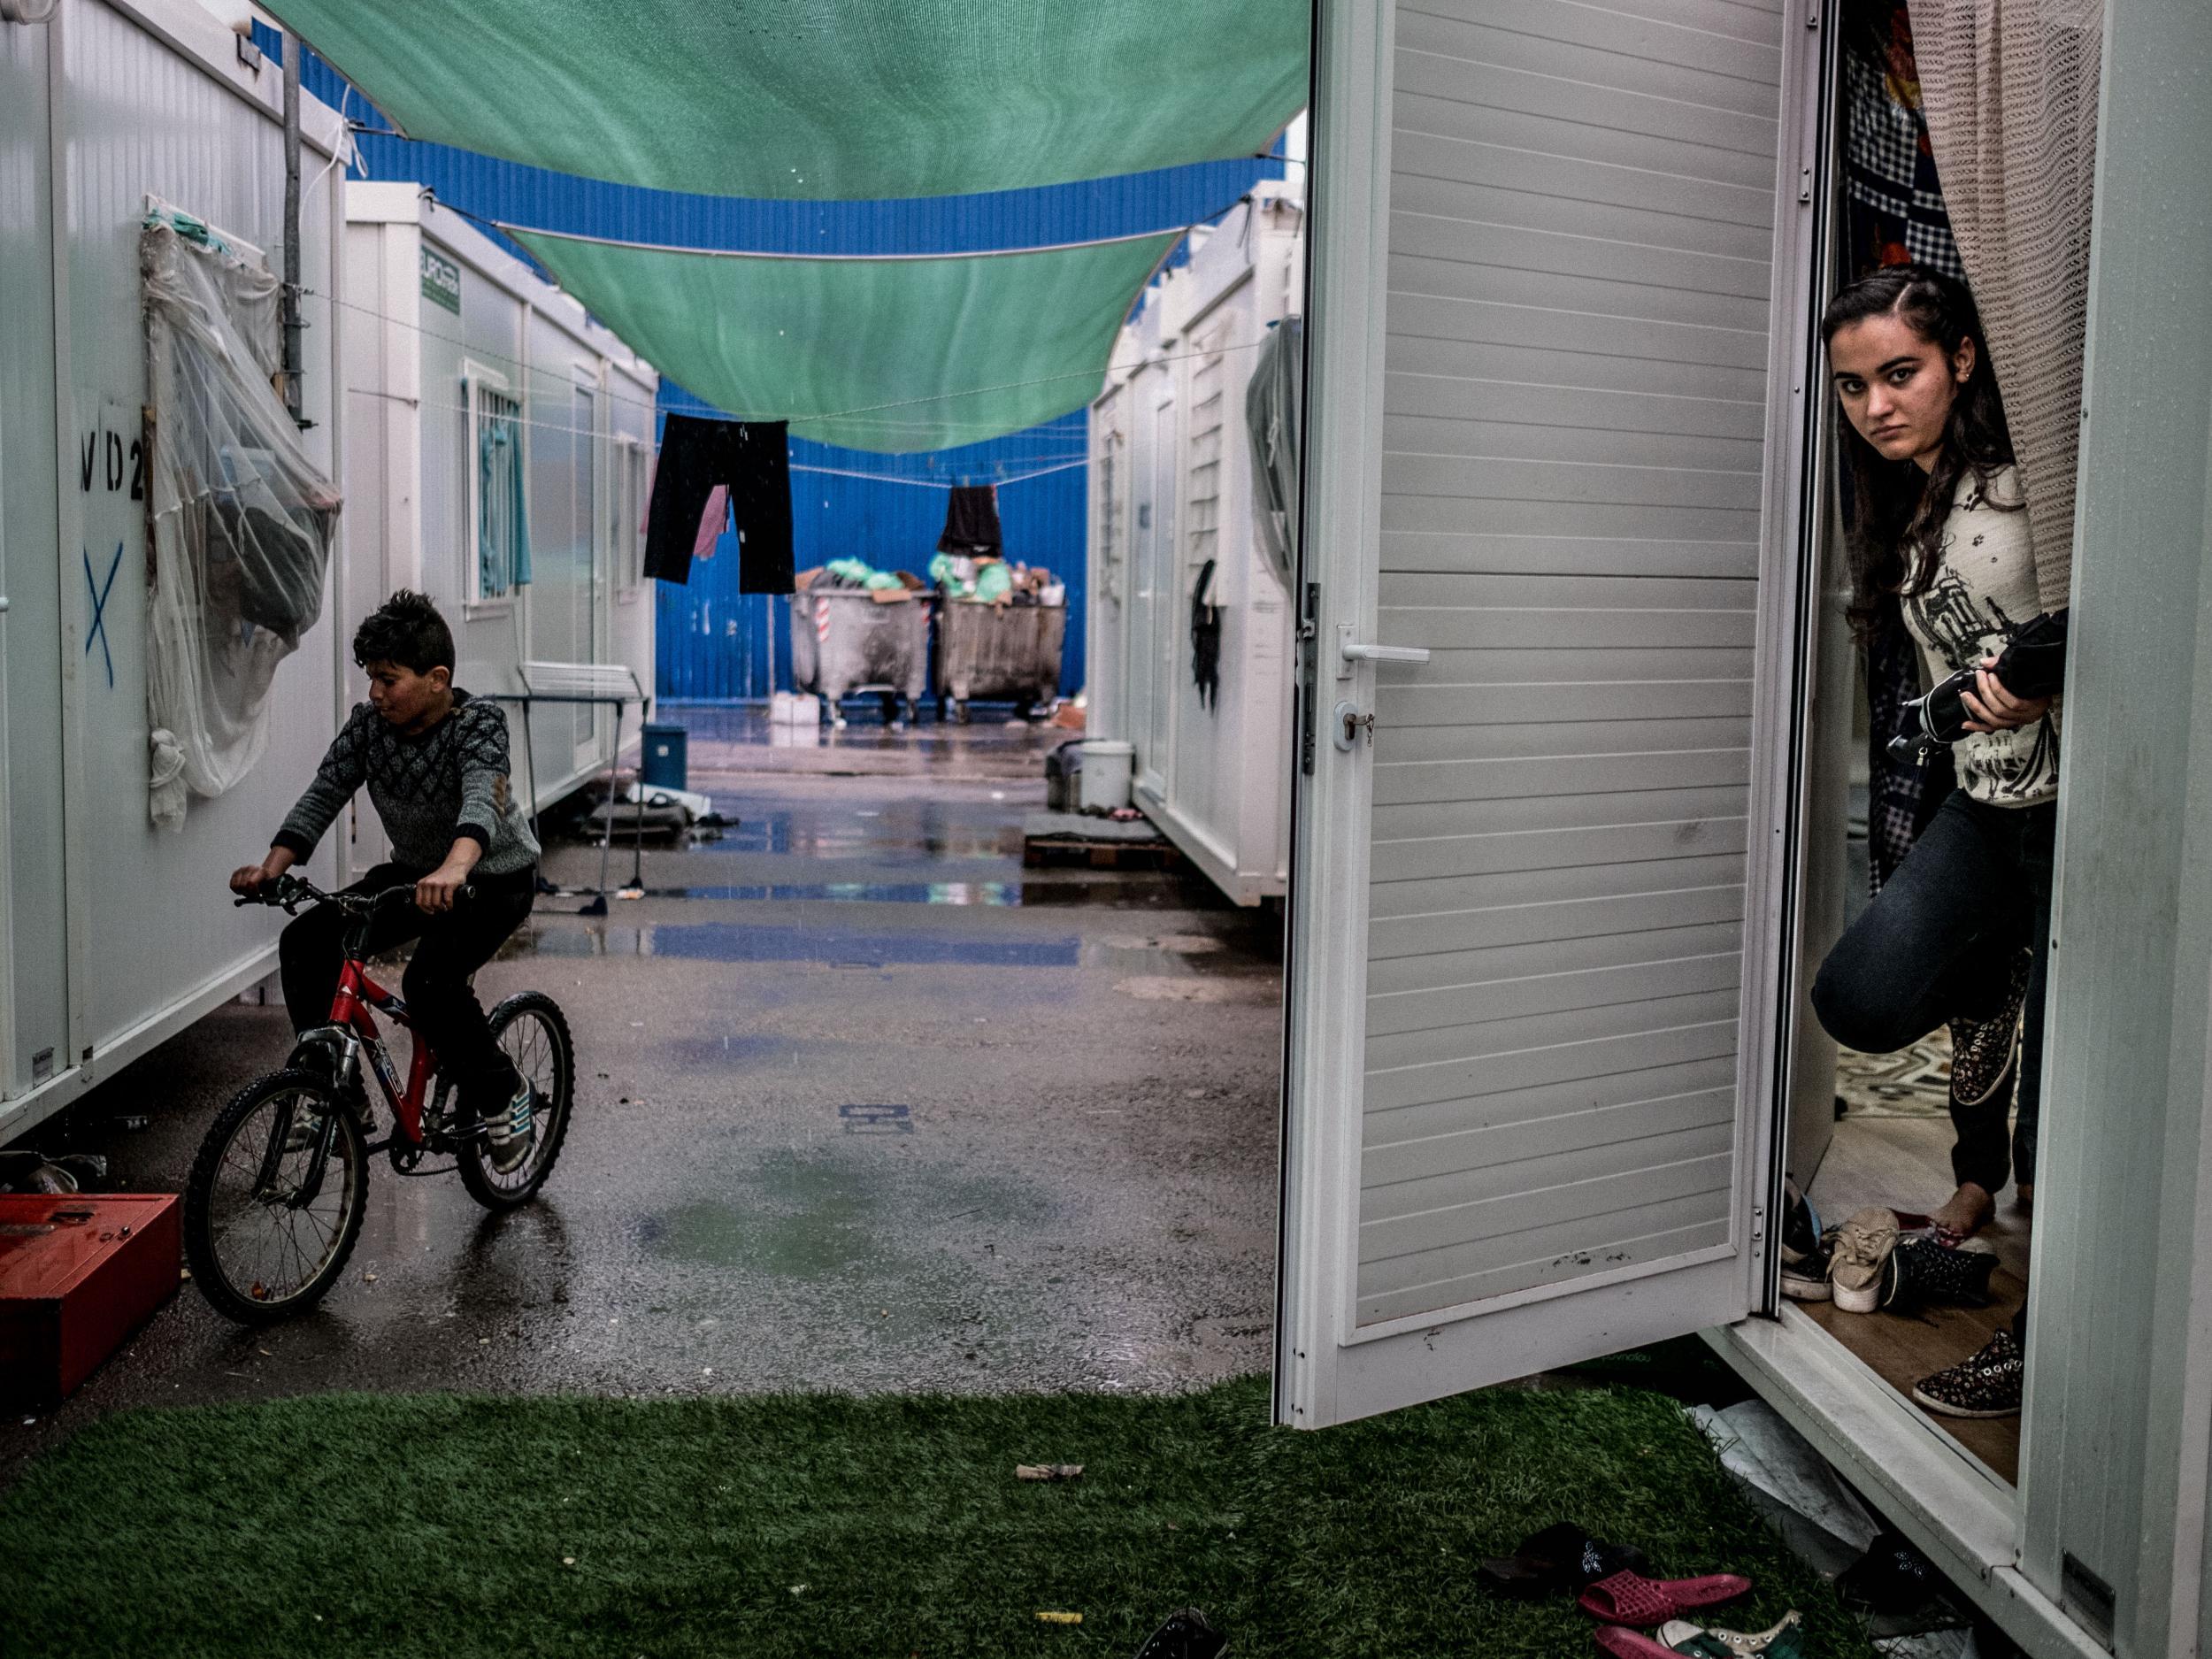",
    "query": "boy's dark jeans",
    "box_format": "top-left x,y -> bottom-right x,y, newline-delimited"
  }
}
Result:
1811,789 -> 2055,1195
278,862 -> 536,1118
